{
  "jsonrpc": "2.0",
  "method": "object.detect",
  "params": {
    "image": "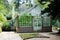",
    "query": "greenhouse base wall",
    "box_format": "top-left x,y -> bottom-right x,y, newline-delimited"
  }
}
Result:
17,27 -> 33,33
42,26 -> 52,32
16,26 -> 52,33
